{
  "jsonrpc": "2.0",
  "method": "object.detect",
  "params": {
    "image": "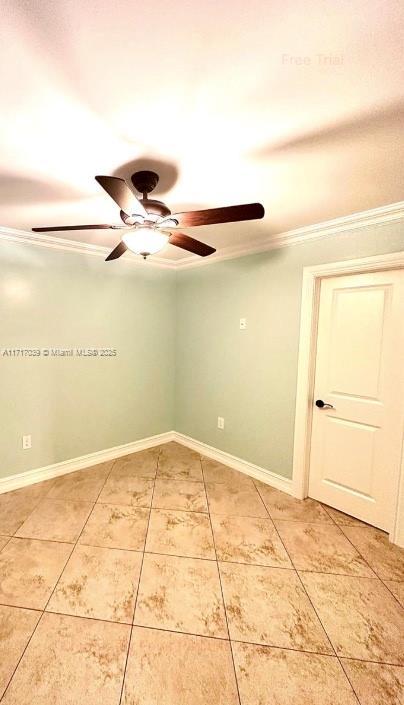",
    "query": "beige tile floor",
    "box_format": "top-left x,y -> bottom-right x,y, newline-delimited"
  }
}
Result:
0,441 -> 403,704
